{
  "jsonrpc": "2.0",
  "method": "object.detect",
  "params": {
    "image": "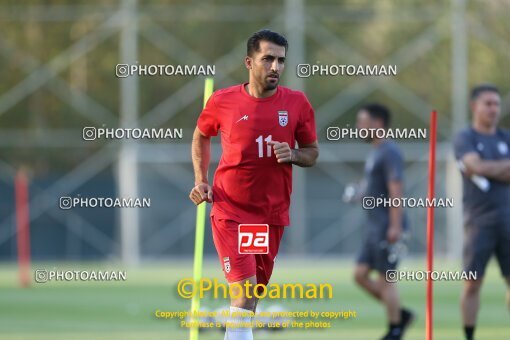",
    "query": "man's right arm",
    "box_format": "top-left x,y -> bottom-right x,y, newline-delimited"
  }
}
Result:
189,127 -> 213,205
462,152 -> 510,183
